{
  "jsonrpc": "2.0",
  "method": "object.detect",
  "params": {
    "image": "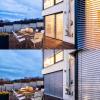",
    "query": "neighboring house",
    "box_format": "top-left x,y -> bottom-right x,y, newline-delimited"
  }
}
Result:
0,19 -> 44,33
42,0 -> 74,45
42,50 -> 75,100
